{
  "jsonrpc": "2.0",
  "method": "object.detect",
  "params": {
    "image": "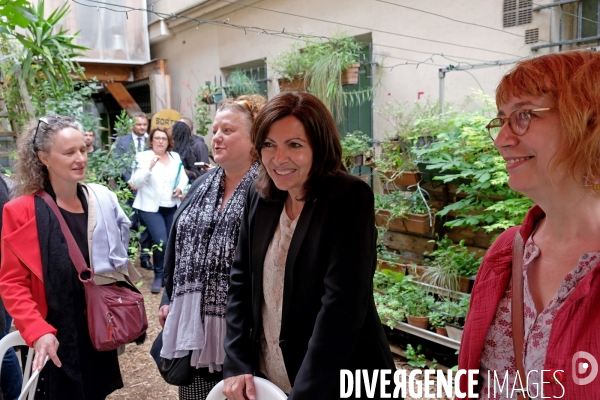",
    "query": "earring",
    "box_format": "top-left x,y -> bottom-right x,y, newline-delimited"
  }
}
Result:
583,175 -> 600,190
